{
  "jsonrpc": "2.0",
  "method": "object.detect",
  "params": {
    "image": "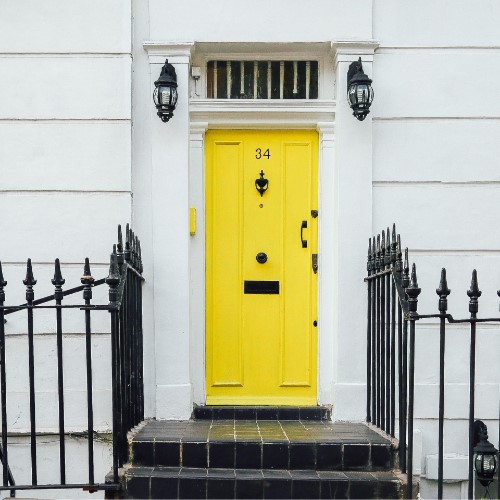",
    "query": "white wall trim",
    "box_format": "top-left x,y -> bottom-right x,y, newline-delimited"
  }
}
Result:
190,100 -> 336,128
143,41 -> 195,64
